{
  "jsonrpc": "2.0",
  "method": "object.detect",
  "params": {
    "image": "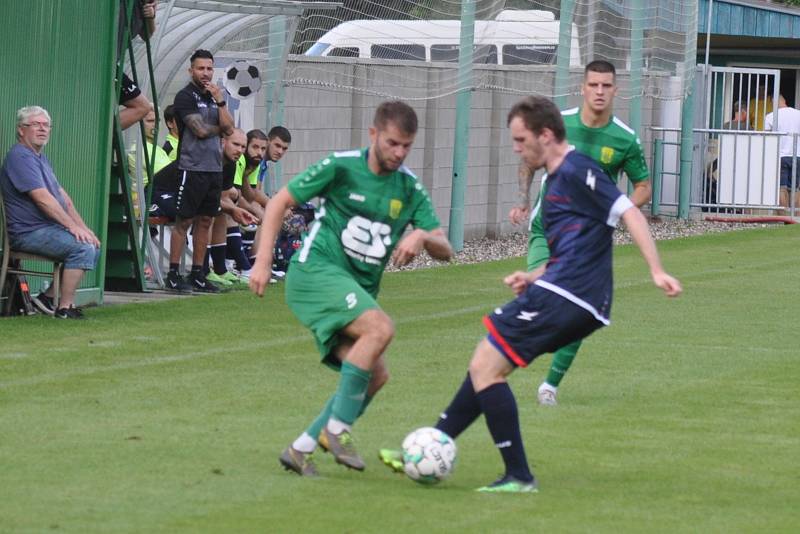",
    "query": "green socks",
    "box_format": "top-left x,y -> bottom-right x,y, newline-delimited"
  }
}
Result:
331,361 -> 371,425
545,339 -> 583,387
